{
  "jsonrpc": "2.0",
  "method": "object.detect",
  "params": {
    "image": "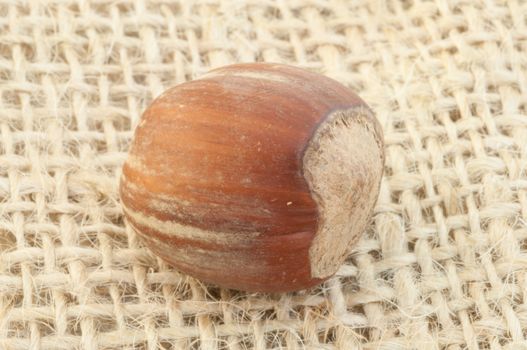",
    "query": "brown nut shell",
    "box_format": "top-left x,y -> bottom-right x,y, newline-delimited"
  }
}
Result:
120,63 -> 384,292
